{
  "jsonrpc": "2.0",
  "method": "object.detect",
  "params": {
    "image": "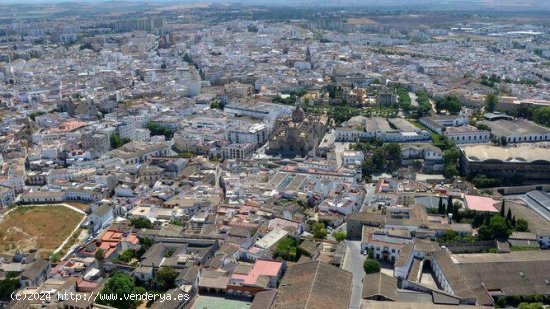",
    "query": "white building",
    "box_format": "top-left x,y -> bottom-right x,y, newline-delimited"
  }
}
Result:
445,125 -> 490,144
19,190 -> 66,203
224,102 -> 291,121
227,123 -> 268,147
340,151 -> 365,167
221,143 -> 255,160
335,116 -> 430,143
107,141 -> 172,165
419,116 -> 469,134
361,227 -> 413,264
